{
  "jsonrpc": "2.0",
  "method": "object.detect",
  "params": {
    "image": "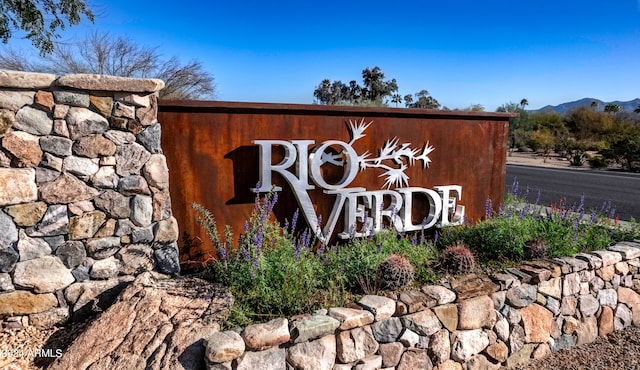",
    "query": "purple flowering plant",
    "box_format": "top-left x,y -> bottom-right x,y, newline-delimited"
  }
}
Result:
194,177 -> 638,328
194,185 -> 441,327
437,177 -> 639,263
